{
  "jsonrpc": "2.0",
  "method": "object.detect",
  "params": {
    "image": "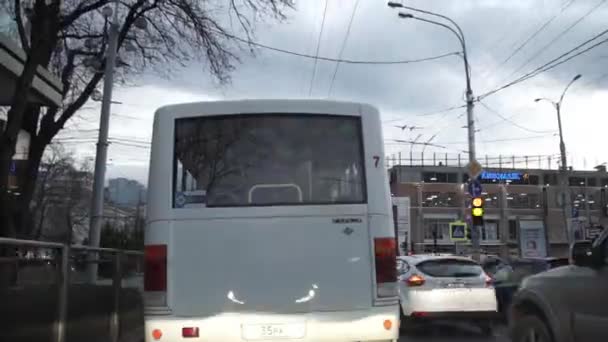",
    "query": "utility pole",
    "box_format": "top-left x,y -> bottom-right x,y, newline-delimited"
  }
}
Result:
87,1 -> 119,283
535,74 -> 582,246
